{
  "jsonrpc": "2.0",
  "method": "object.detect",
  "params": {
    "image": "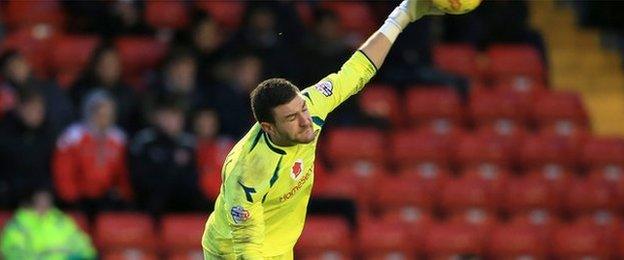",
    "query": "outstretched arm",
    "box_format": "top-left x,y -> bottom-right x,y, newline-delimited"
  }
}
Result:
302,0 -> 442,119
360,0 -> 442,69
